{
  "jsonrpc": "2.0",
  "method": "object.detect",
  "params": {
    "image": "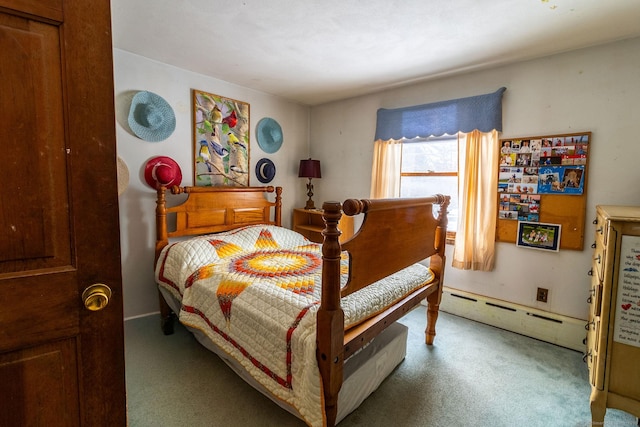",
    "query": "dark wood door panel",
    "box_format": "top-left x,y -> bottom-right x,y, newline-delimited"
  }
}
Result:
0,12 -> 71,273
0,1 -> 63,22
0,272 -> 78,352
0,338 -> 79,426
